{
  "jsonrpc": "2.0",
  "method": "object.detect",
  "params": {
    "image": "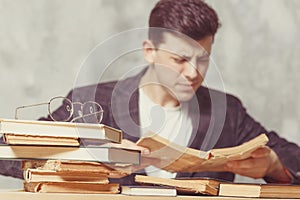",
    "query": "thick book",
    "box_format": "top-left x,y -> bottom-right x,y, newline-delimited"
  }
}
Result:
0,118 -> 122,146
121,186 -> 177,196
24,168 -> 109,183
219,183 -> 300,198
0,144 -> 140,165
23,182 -> 120,194
22,160 -> 131,178
3,134 -> 80,146
134,175 -> 219,195
136,132 -> 268,172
